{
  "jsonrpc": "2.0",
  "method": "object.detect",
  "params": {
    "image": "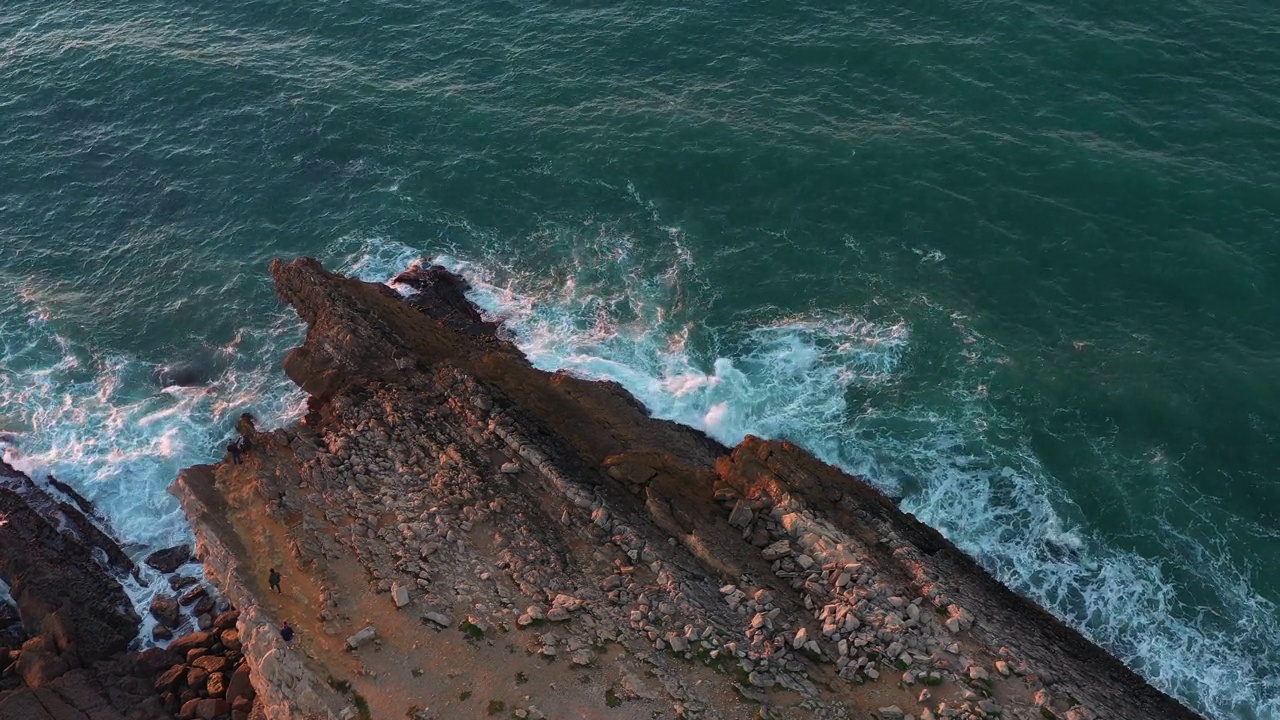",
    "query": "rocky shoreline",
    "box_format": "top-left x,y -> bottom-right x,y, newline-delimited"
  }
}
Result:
168,258 -> 1201,720
1,257 -> 1207,720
